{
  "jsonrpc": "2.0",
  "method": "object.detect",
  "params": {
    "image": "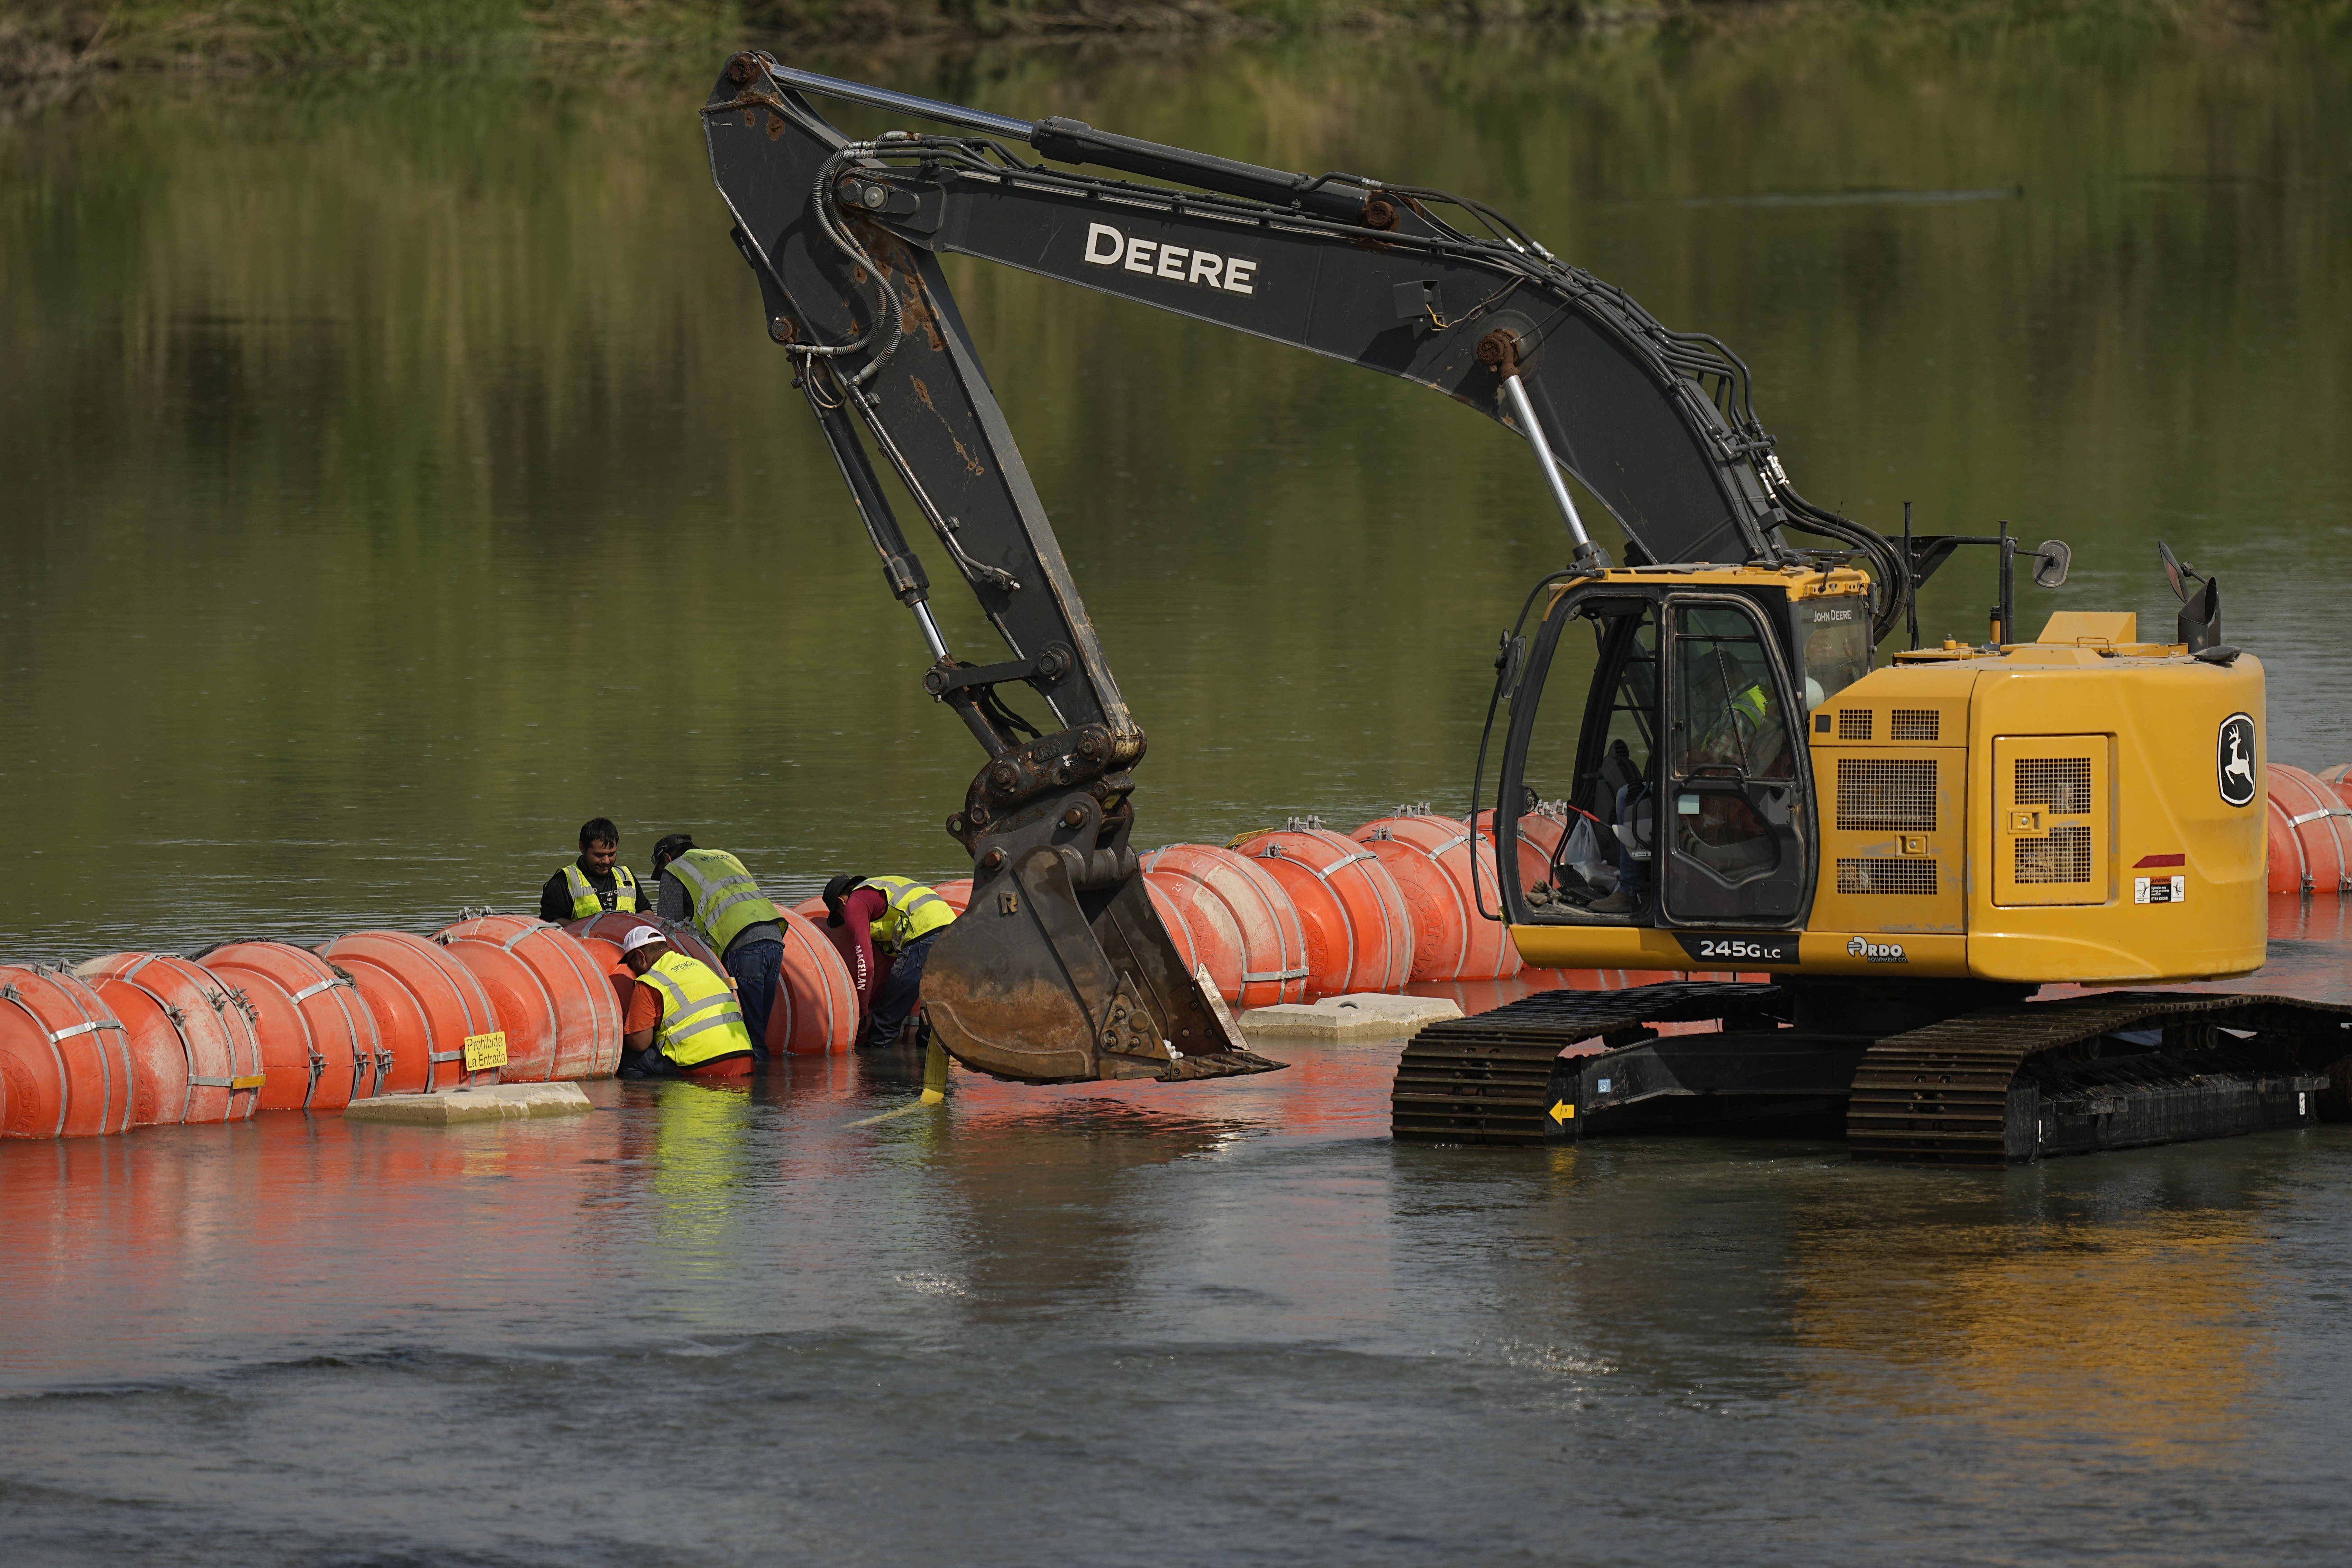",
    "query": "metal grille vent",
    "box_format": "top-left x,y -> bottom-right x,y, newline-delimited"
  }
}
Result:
2015,757 -> 2093,815
1890,710 -> 1940,741
1838,709 -> 1873,740
1838,858 -> 1938,896
1837,758 -> 1938,832
2015,826 -> 2094,884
